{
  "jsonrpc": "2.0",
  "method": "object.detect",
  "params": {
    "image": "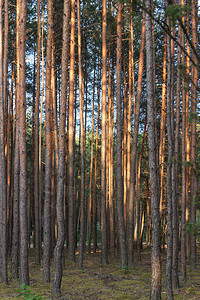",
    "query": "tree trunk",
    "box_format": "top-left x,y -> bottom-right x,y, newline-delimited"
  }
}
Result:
180,0 -> 186,281
52,0 -> 70,295
101,0 -> 108,265
43,0 -> 53,283
0,0 -> 8,284
88,53 -> 96,255
145,1 -> 161,298
93,82 -> 100,254
127,10 -> 145,266
18,0 -> 29,286
77,0 -> 85,269
68,0 -> 76,262
116,2 -> 128,269
165,11 -> 174,299
159,32 -> 167,218
34,0 -> 41,265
